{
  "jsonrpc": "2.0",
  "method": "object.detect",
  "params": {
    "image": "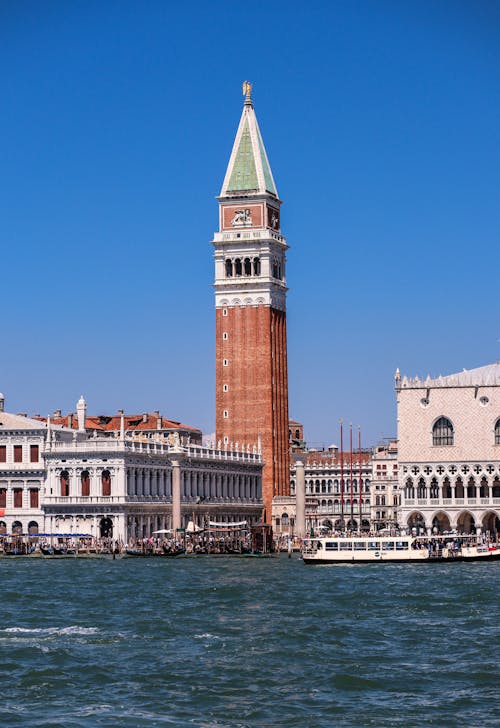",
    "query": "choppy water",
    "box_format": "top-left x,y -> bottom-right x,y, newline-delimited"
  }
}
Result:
0,556 -> 498,727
